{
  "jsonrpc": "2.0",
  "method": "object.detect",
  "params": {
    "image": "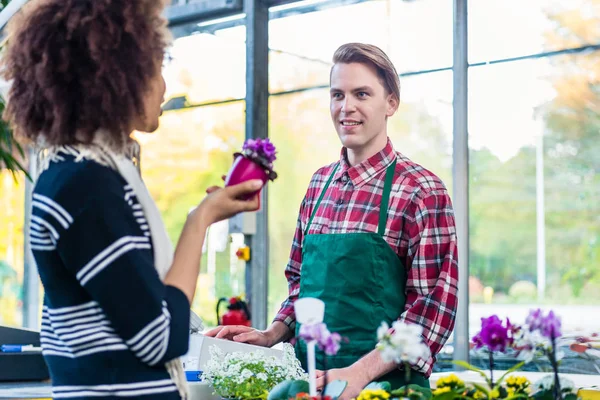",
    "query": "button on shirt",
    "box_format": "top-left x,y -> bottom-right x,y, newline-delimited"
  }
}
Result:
273,139 -> 459,377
